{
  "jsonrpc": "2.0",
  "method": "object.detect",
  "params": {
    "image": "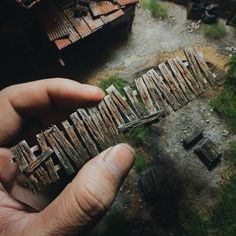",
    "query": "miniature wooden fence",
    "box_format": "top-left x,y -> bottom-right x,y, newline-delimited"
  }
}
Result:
10,47 -> 217,193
